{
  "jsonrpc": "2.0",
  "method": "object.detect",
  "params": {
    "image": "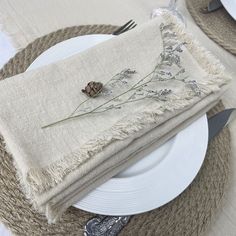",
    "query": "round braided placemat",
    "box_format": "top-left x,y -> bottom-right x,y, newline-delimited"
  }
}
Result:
186,0 -> 236,55
0,24 -> 231,236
